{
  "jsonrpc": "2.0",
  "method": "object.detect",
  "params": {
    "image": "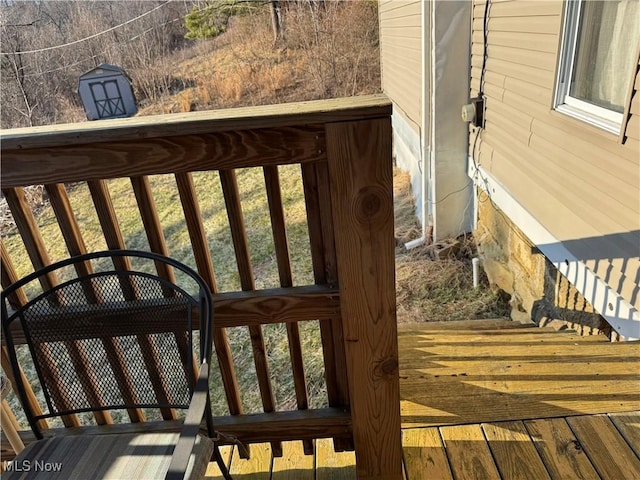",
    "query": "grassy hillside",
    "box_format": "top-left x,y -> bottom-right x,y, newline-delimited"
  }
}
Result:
1,2 -> 508,425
